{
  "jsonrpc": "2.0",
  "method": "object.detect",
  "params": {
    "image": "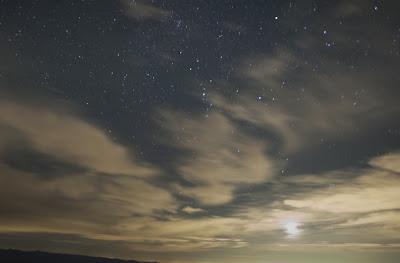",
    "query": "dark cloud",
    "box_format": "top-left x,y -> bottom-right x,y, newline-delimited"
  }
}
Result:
2,147 -> 87,179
